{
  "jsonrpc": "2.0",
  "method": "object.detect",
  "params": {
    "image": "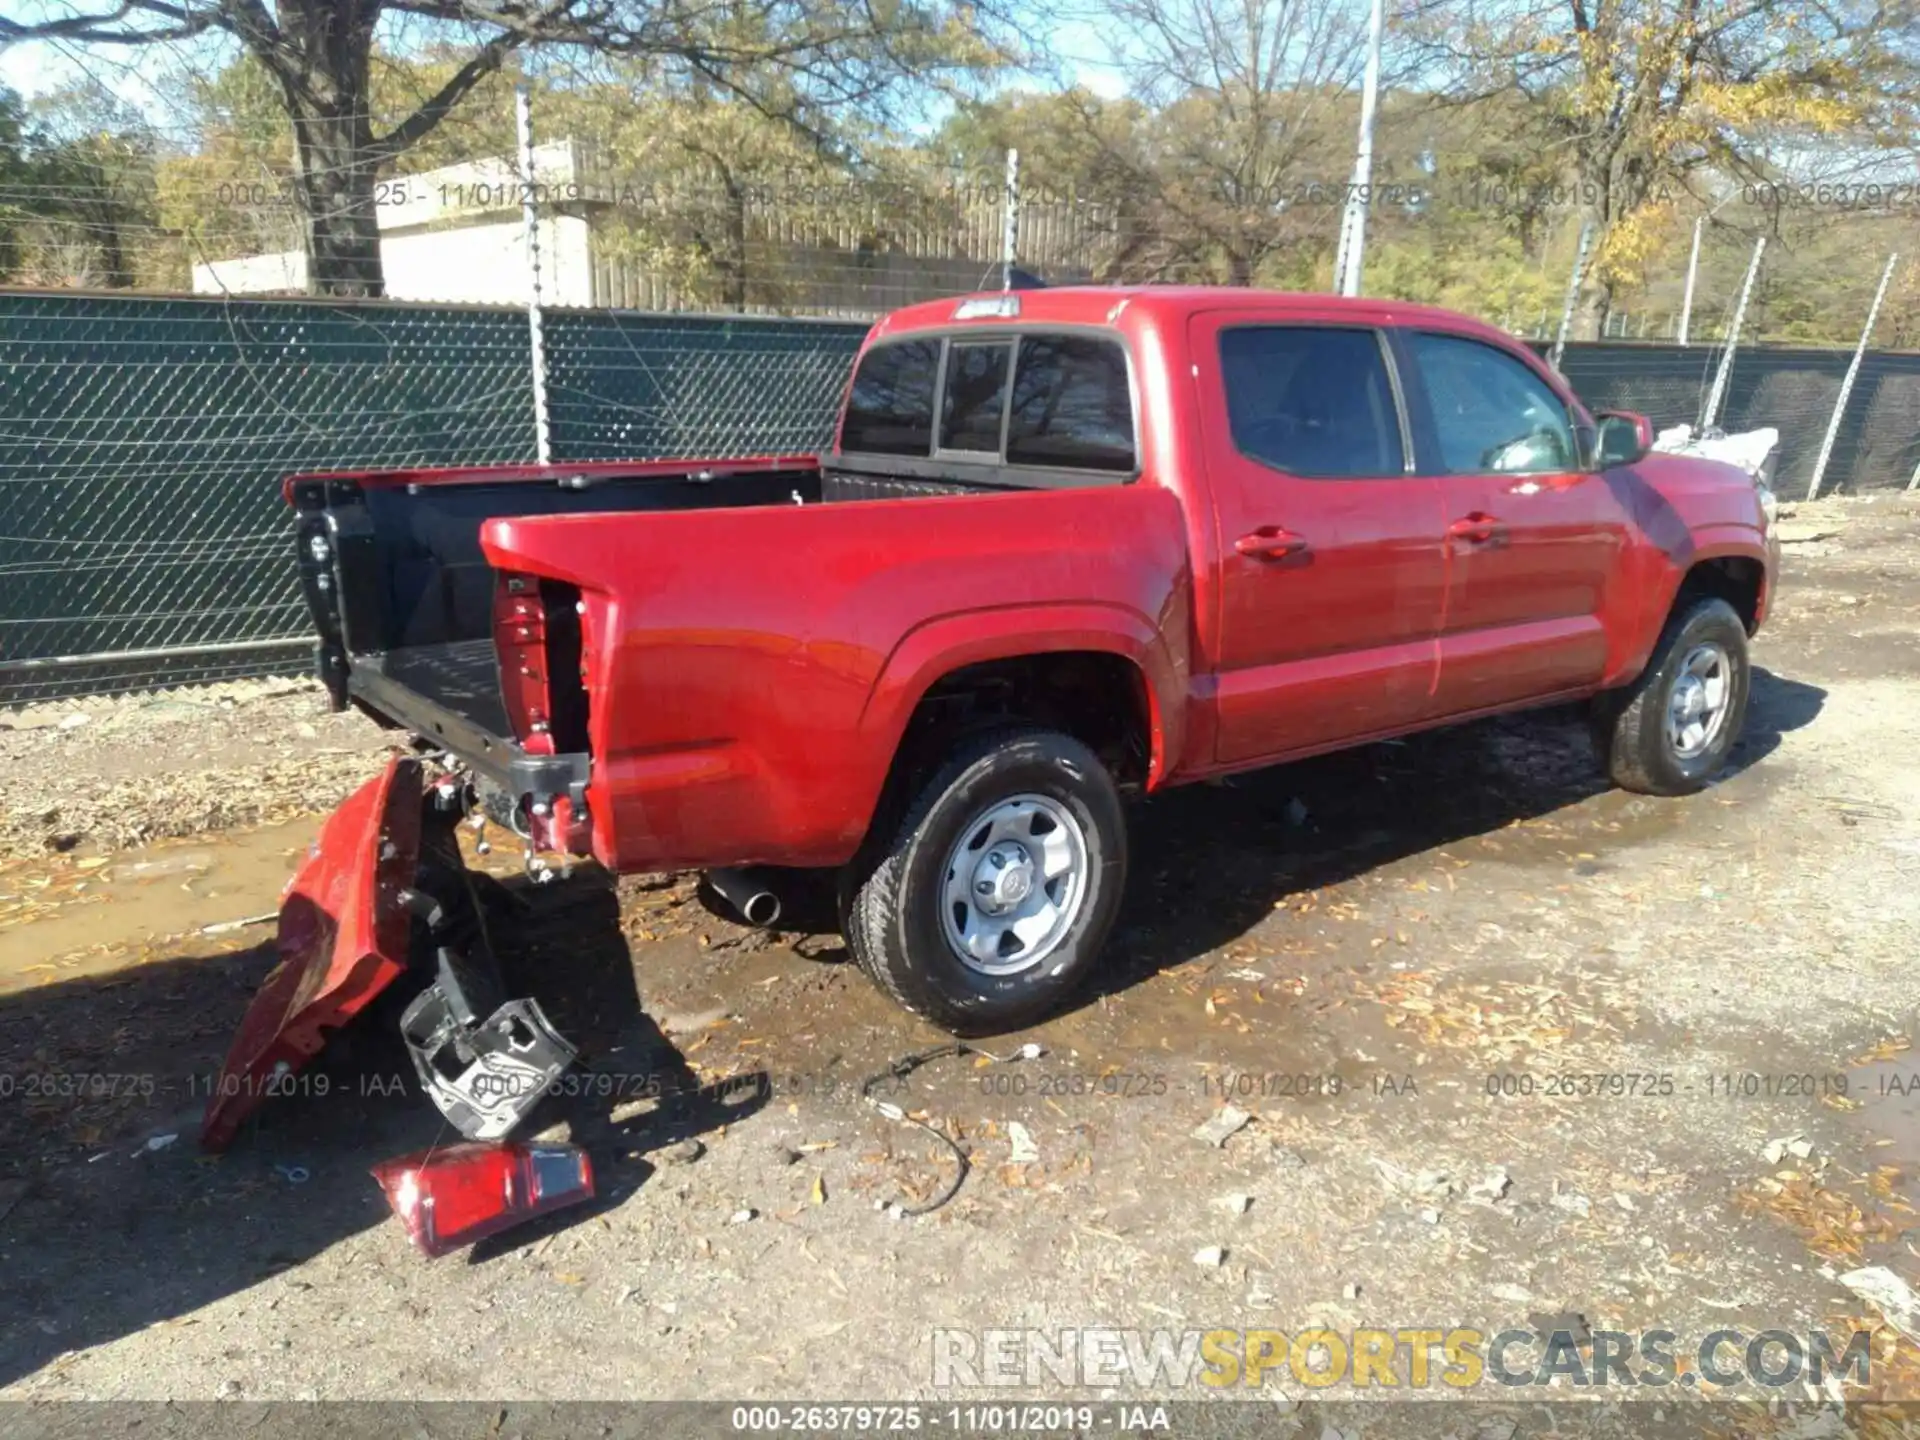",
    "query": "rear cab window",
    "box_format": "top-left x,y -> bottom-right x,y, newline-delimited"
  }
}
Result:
839,329 -> 1136,482
840,338 -> 941,455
